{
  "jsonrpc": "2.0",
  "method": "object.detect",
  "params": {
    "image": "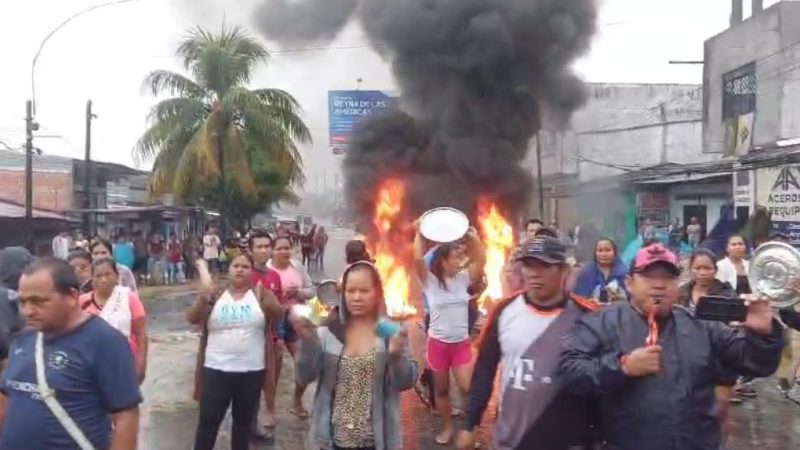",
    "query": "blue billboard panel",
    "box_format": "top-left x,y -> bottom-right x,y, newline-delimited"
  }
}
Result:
328,90 -> 395,151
